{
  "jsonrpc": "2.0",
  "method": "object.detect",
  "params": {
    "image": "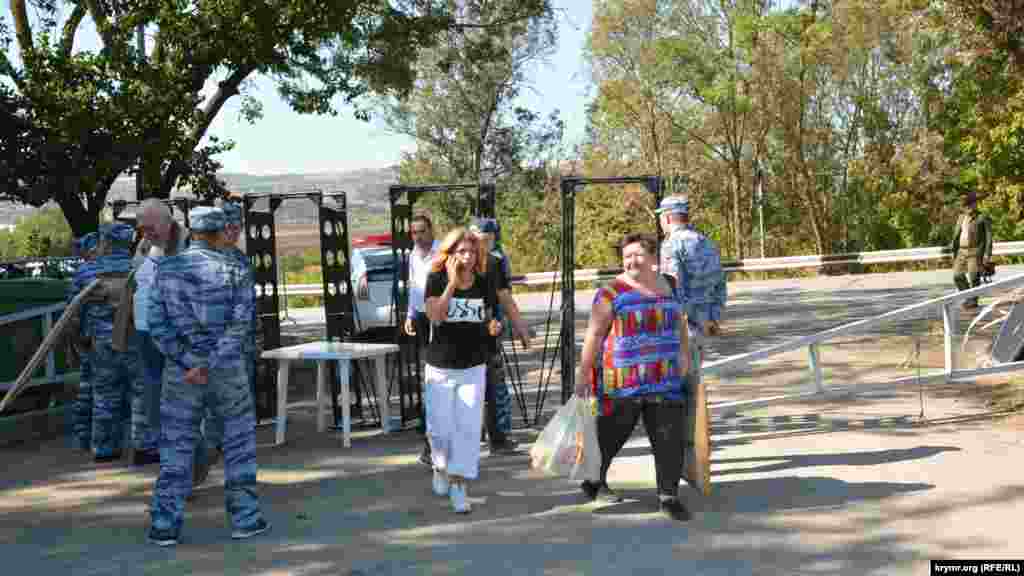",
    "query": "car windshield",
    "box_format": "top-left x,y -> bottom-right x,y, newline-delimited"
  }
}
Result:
360,250 -> 395,270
